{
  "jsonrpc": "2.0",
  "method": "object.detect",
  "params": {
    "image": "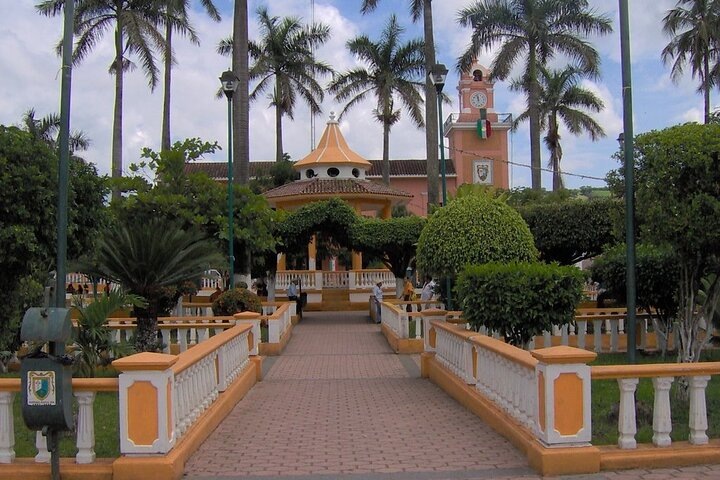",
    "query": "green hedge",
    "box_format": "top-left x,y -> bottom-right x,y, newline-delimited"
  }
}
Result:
212,288 -> 262,316
457,262 -> 584,346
